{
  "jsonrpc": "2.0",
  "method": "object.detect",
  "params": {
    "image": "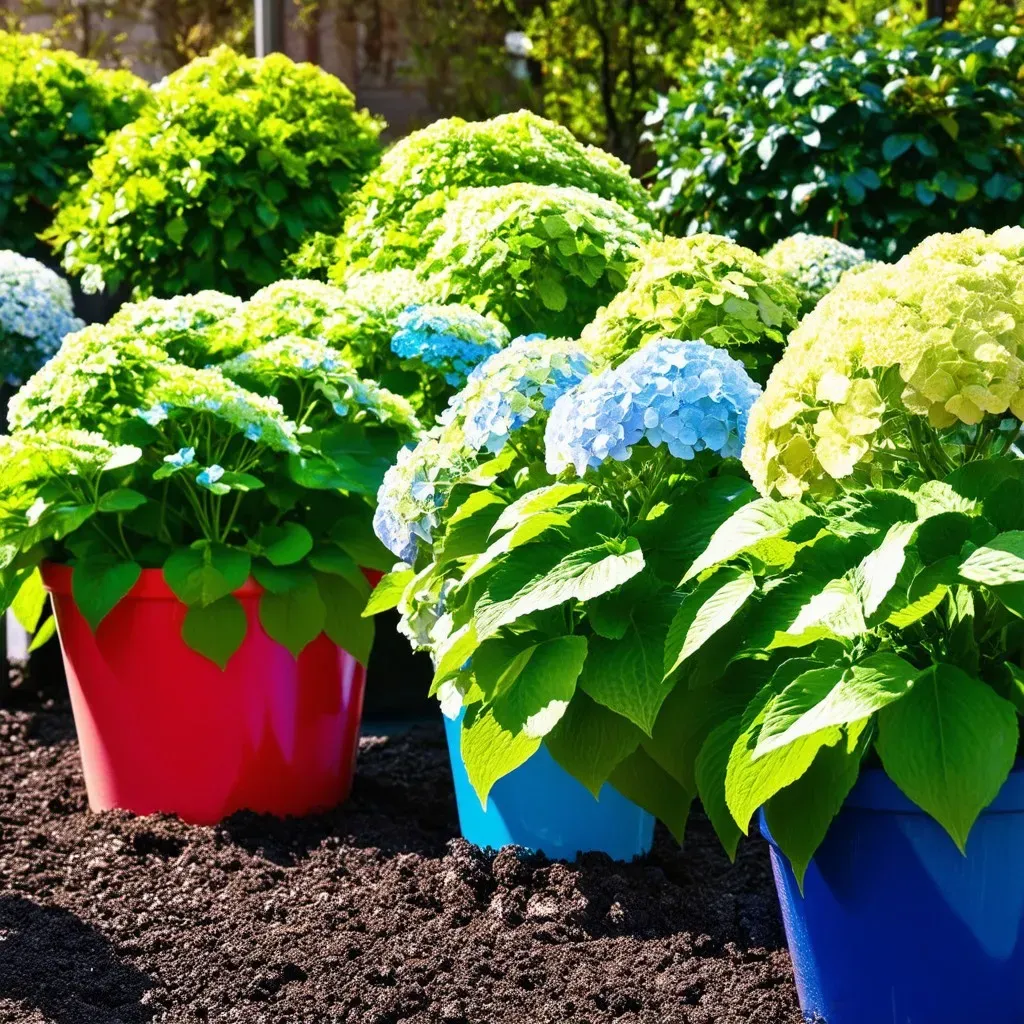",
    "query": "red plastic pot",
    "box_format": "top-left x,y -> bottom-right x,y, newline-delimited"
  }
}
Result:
41,562 -> 371,825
